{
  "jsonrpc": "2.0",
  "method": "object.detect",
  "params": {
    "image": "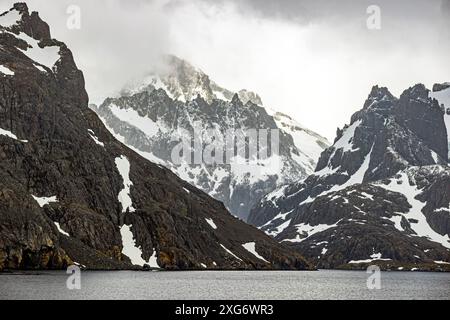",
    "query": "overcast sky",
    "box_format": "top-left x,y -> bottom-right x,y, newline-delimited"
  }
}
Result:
1,0 -> 449,140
